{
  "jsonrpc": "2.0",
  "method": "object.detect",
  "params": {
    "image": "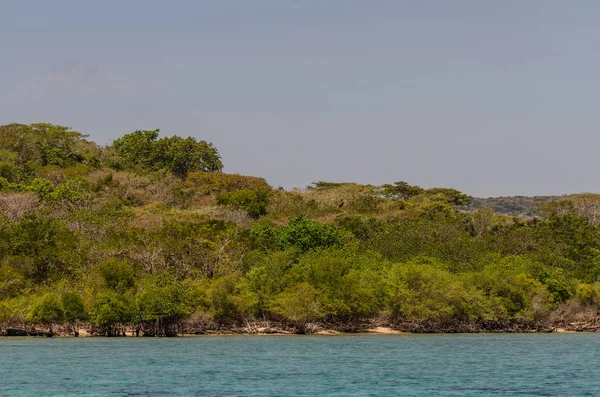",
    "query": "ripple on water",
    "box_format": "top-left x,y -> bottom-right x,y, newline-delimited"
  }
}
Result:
1,334 -> 600,396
